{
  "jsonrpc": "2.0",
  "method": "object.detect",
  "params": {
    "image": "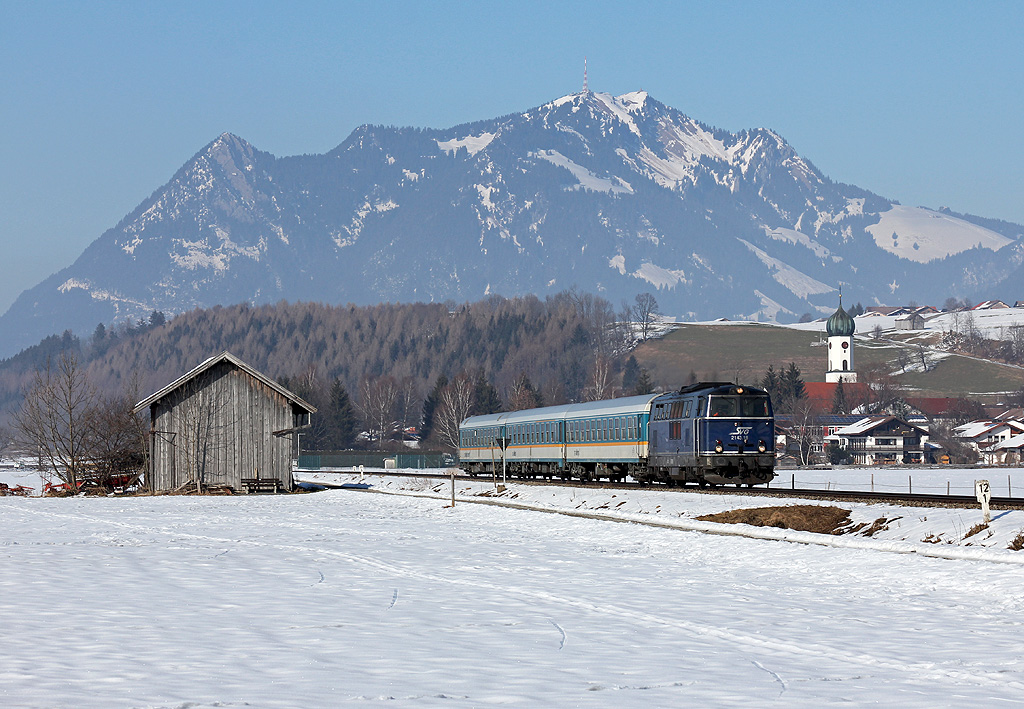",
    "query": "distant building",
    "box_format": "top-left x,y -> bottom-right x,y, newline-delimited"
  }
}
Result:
825,416 -> 931,464
825,297 -> 857,383
134,352 -> 316,493
895,312 -> 925,330
972,300 -> 1010,310
953,419 -> 1024,455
